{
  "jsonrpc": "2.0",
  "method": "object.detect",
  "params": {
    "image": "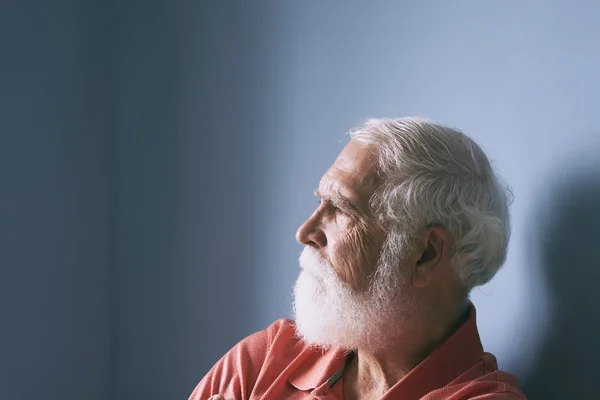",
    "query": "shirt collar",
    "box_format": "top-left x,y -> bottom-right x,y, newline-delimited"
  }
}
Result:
287,346 -> 348,391
382,301 -> 484,399
288,301 -> 484,396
